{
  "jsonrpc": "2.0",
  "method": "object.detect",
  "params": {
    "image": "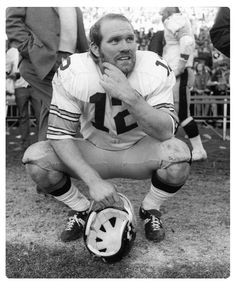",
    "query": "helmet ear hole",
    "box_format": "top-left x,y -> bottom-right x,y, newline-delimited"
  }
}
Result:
84,193 -> 136,263
109,217 -> 116,227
